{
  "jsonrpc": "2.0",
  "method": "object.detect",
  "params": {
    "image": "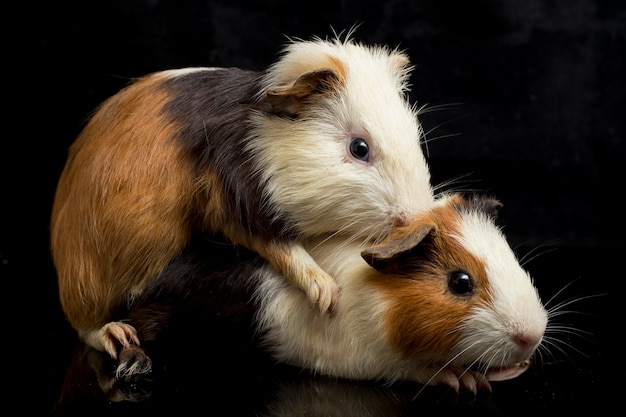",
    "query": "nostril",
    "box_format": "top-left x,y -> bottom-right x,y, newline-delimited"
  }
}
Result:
514,335 -> 530,347
514,333 -> 540,348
